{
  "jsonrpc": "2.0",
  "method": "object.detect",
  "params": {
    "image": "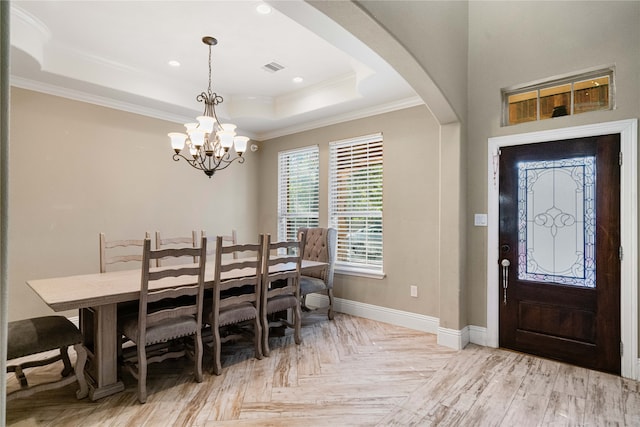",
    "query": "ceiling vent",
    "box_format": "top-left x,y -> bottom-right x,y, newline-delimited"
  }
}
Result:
263,62 -> 285,73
